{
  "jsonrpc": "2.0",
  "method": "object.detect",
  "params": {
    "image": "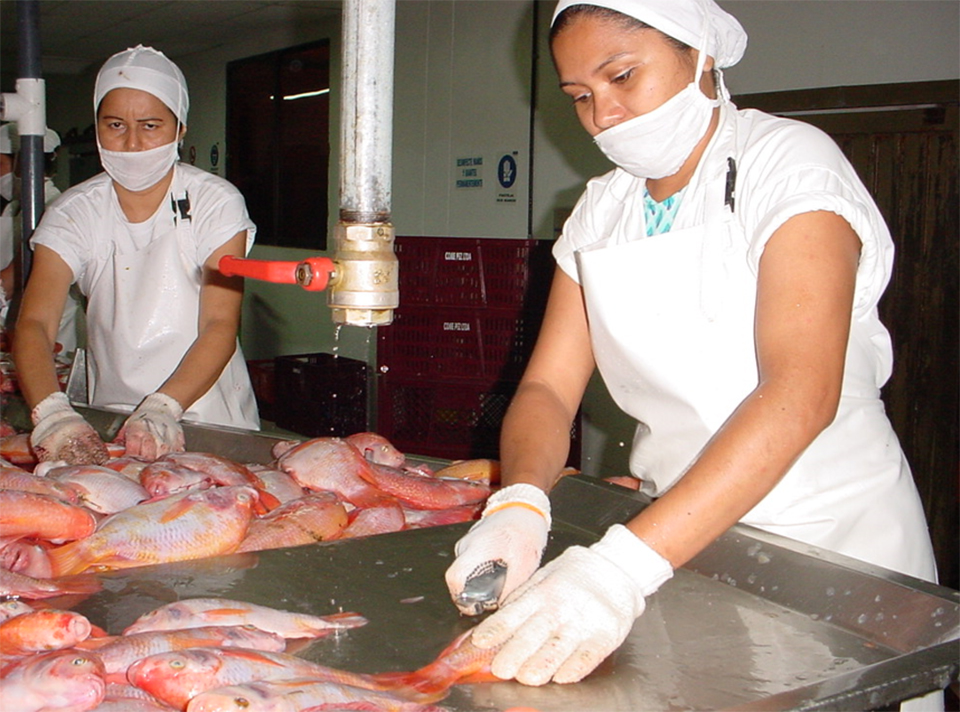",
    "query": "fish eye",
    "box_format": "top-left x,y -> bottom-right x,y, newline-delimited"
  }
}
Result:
72,656 -> 89,666
233,697 -> 250,708
169,659 -> 185,669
